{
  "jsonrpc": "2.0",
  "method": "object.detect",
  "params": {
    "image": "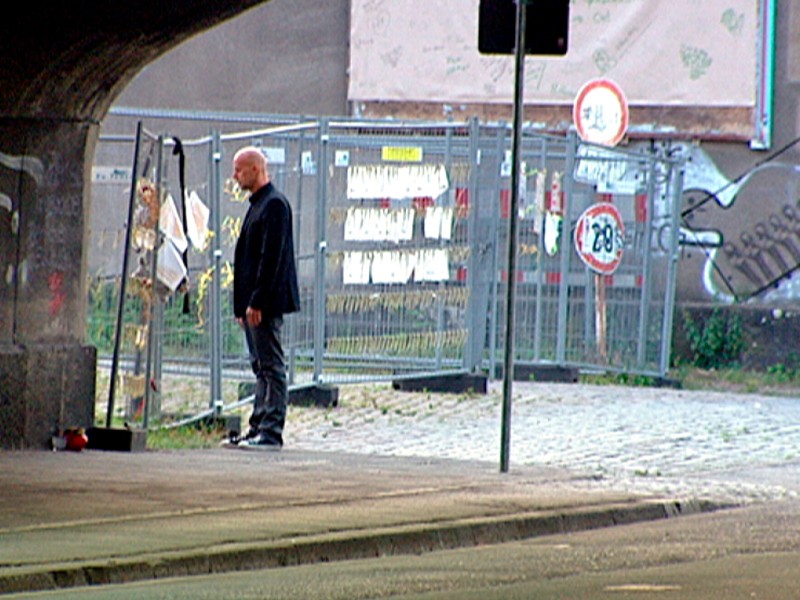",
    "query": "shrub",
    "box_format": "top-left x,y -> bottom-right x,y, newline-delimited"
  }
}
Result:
682,308 -> 744,369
